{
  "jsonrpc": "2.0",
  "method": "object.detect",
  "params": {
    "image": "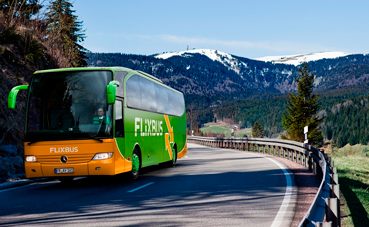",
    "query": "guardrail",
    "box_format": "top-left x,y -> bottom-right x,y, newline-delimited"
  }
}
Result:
187,136 -> 340,227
